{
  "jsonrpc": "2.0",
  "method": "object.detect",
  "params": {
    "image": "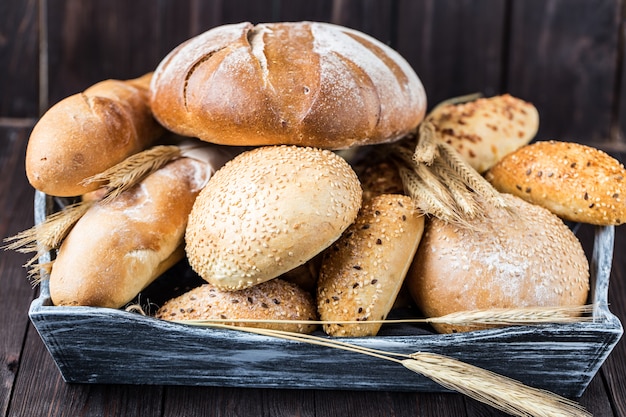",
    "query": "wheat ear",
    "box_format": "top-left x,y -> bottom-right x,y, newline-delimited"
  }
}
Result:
82,145 -> 182,203
178,322 -> 590,417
